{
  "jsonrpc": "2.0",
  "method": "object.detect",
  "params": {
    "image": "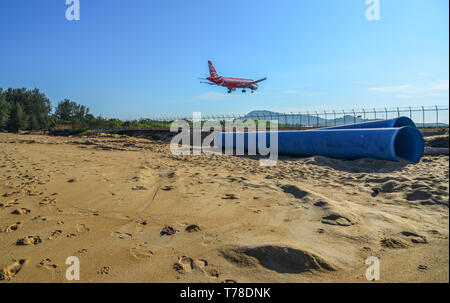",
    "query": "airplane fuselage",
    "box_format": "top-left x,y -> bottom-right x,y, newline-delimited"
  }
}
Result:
207,76 -> 256,89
